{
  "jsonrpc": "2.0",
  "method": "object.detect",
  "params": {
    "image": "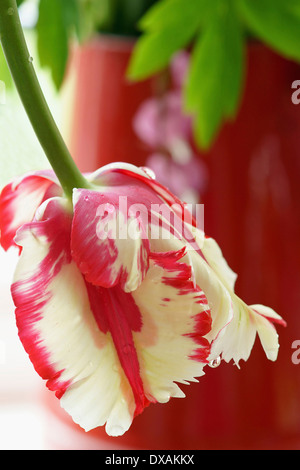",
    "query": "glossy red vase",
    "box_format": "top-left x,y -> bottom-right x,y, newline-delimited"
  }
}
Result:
57,36 -> 300,449
65,35 -> 160,172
